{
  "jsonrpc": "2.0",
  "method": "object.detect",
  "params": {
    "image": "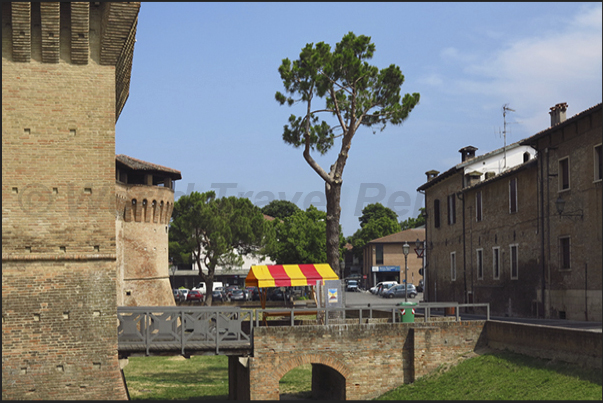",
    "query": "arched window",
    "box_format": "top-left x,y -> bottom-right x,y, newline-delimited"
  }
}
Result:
152,200 -> 158,223
159,201 -> 165,224
131,199 -> 138,222
142,199 -> 148,222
